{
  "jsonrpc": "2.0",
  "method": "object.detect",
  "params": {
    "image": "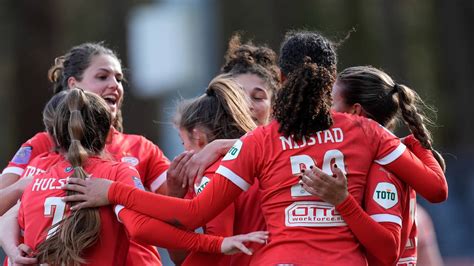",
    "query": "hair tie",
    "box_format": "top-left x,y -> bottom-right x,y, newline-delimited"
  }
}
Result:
392,83 -> 400,94
205,88 -> 215,97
